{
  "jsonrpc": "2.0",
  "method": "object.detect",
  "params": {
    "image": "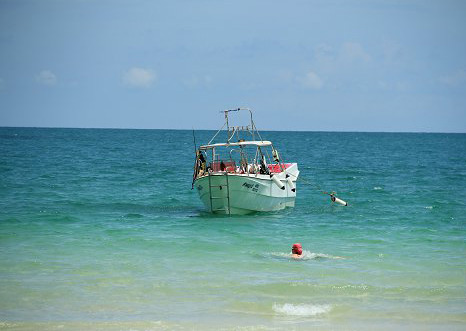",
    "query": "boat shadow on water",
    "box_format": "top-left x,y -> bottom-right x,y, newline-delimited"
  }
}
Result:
192,208 -> 293,221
